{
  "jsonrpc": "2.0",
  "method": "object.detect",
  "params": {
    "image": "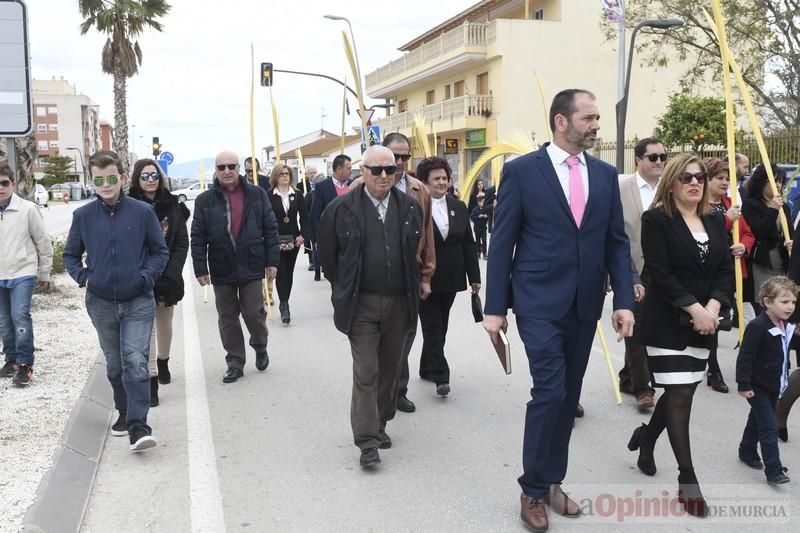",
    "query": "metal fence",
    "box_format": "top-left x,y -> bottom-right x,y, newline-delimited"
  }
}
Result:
594,129 -> 800,174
